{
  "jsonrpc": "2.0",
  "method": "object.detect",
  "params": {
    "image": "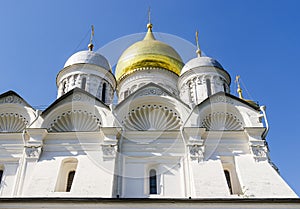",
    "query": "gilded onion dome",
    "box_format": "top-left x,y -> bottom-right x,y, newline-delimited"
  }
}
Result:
115,23 -> 183,82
